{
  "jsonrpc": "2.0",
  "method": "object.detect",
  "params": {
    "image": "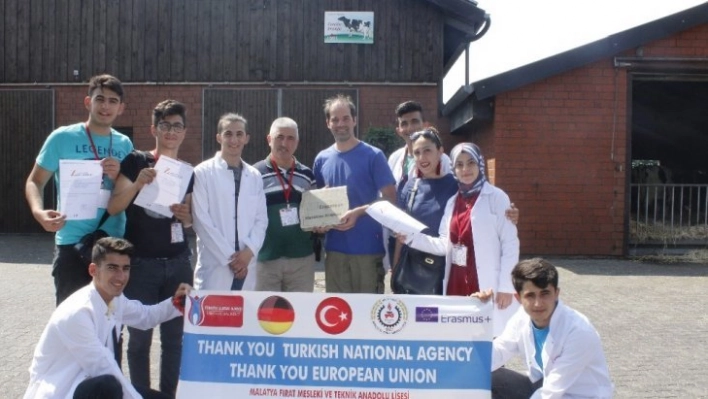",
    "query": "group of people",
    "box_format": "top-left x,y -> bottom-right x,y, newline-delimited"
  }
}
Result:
23,74 -> 613,398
